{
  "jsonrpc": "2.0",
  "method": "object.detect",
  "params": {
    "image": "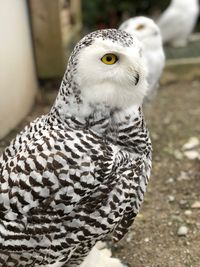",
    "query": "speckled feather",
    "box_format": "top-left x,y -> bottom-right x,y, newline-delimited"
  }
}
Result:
0,29 -> 152,267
